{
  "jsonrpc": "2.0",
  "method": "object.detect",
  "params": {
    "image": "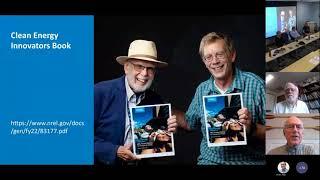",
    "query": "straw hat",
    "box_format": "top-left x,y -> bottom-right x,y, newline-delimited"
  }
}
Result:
116,40 -> 168,68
